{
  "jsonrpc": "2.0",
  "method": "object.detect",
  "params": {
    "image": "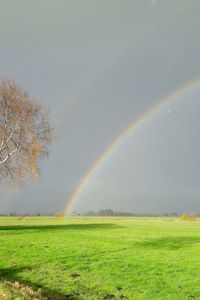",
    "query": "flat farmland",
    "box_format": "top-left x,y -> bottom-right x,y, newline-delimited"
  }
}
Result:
0,217 -> 200,300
